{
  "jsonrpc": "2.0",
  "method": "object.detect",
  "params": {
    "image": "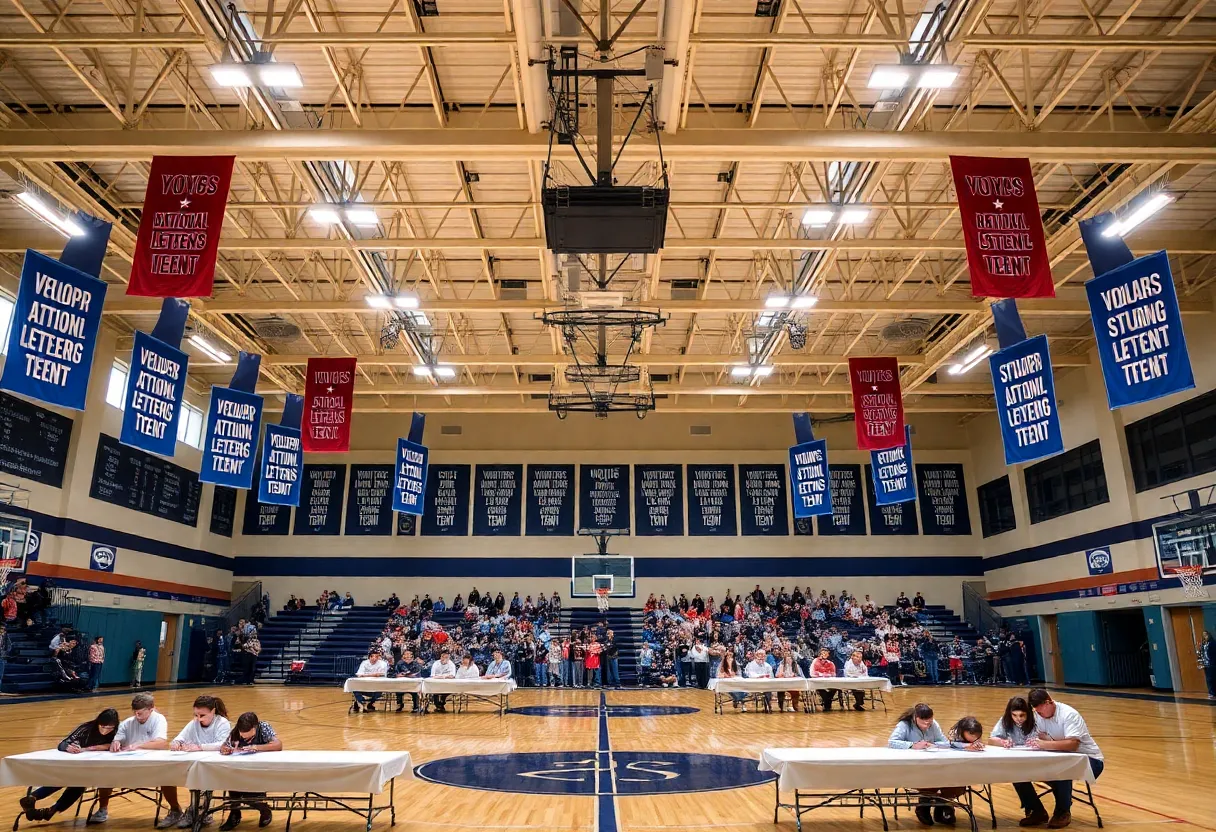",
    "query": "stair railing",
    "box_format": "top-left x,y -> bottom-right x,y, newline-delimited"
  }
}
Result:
961,582 -> 1002,636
